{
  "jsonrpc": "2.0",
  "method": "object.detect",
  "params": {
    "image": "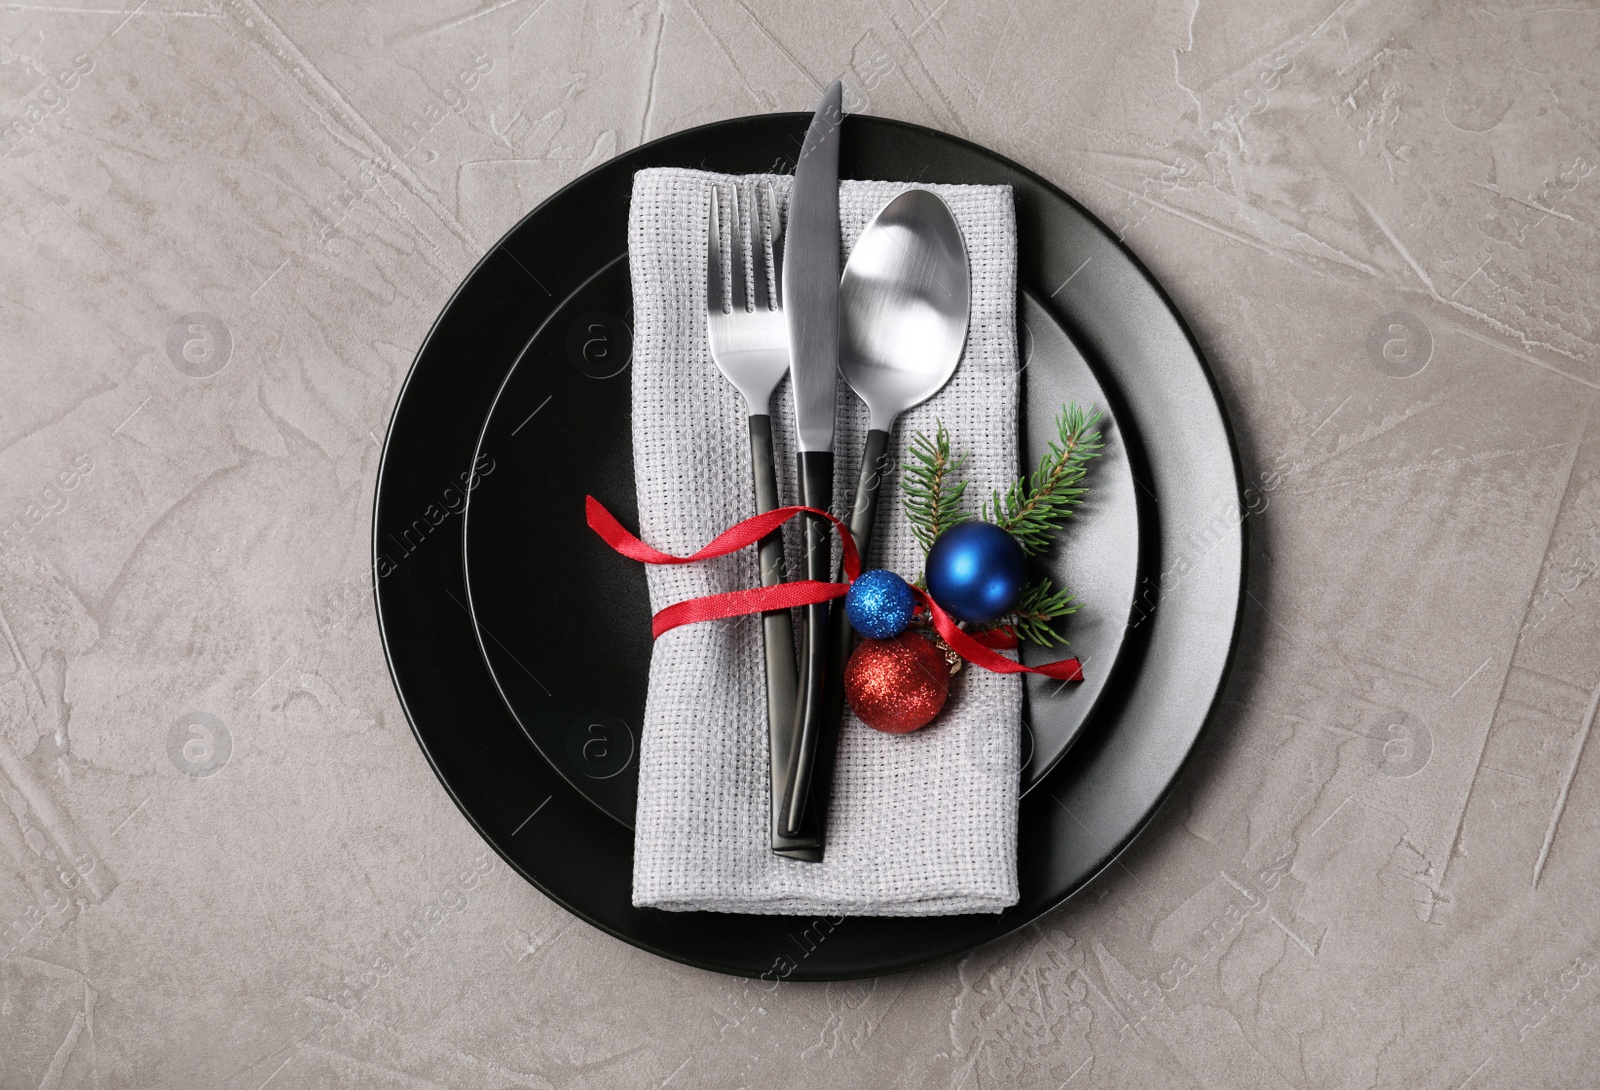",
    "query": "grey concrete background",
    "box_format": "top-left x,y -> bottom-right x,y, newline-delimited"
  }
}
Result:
1,0 -> 1597,1086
